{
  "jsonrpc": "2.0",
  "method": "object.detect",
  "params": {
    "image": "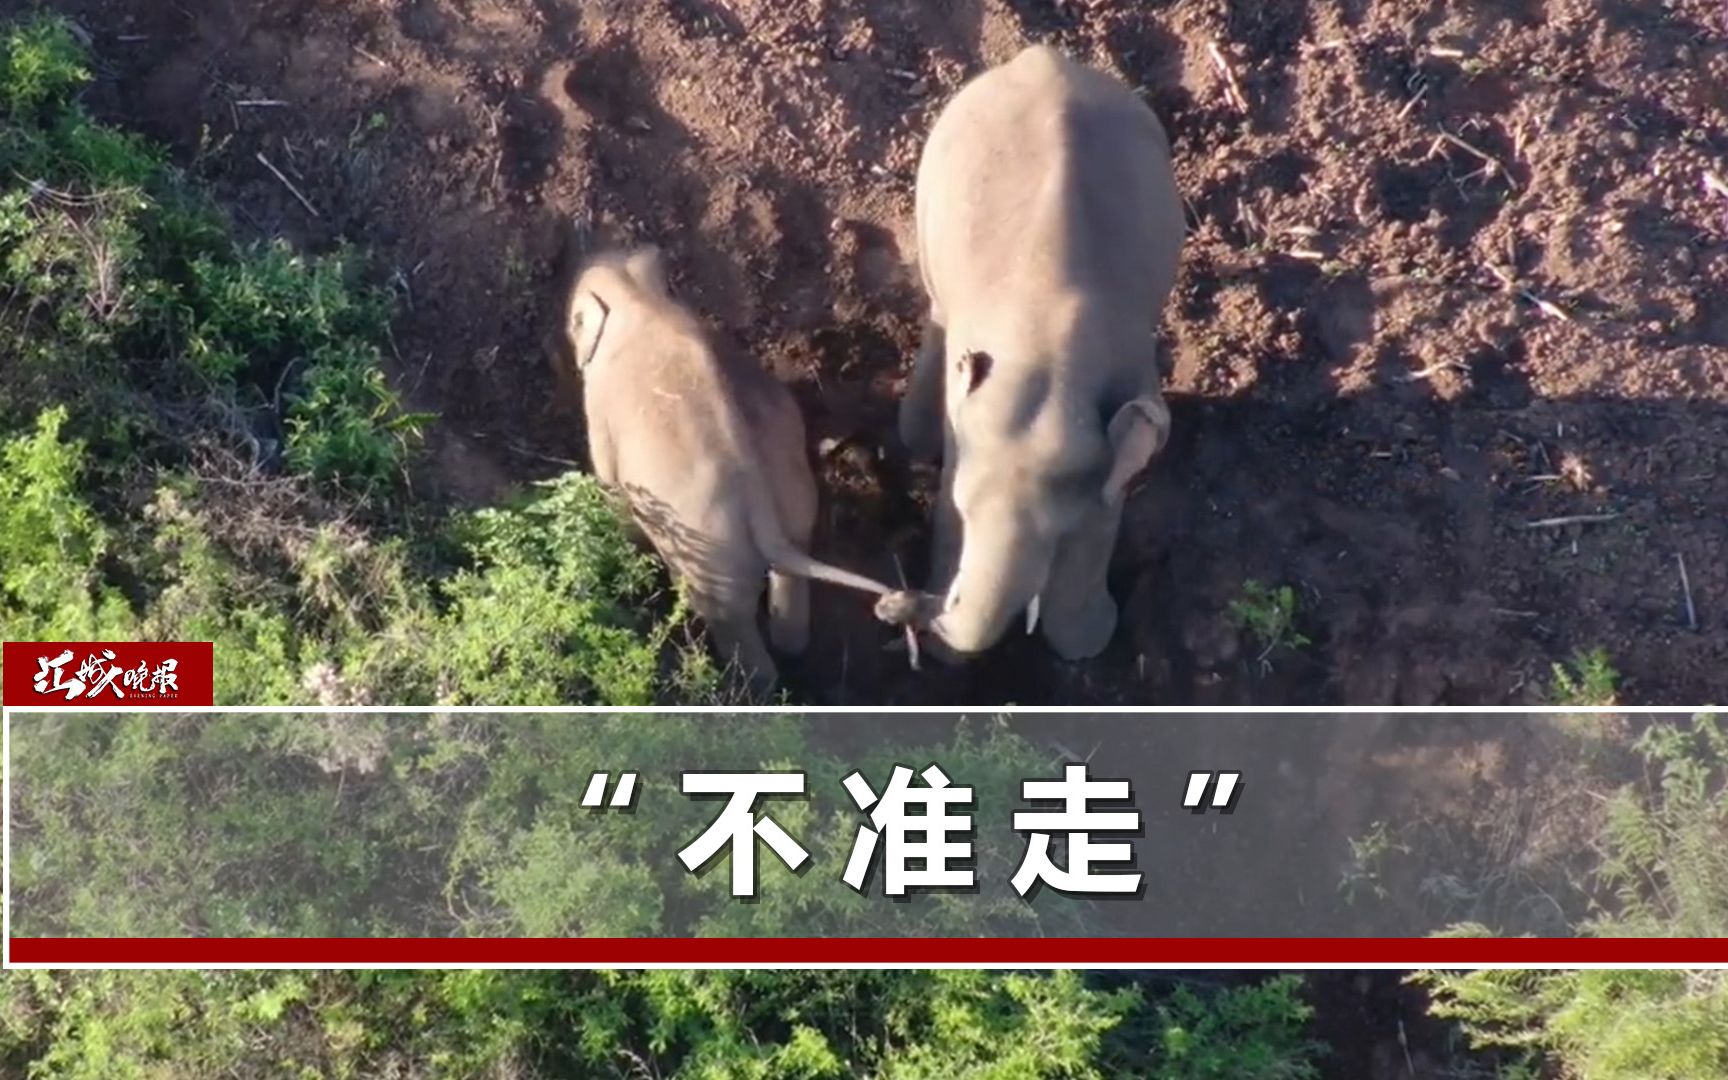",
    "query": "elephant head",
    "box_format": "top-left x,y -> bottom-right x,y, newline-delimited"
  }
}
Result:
915,345 -> 1171,659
